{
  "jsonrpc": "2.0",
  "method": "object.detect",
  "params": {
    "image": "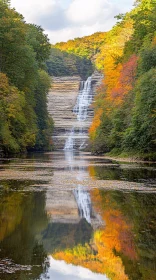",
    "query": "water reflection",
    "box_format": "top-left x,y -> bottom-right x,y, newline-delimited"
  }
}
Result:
41,256 -> 108,280
54,189 -> 156,280
65,150 -> 92,225
74,187 -> 91,224
89,164 -> 156,185
0,191 -> 49,279
0,152 -> 156,279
